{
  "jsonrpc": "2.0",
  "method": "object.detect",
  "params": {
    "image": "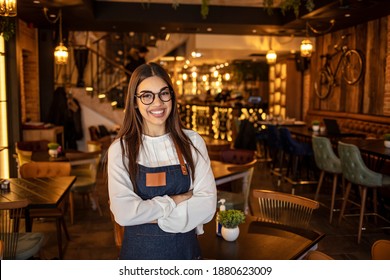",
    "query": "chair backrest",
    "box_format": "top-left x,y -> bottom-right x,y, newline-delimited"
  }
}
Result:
15,147 -> 33,167
16,140 -> 50,152
20,162 -> 71,178
266,124 -> 282,149
337,141 -> 382,187
67,152 -> 101,181
371,239 -> 390,260
0,199 -> 29,259
312,136 -> 341,174
252,189 -> 319,229
220,149 -> 255,164
89,126 -> 100,141
304,250 -> 334,260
